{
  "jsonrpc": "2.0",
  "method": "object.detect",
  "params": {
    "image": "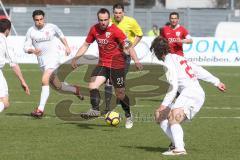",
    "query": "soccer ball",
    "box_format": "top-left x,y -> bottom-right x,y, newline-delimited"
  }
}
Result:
104,111 -> 120,126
